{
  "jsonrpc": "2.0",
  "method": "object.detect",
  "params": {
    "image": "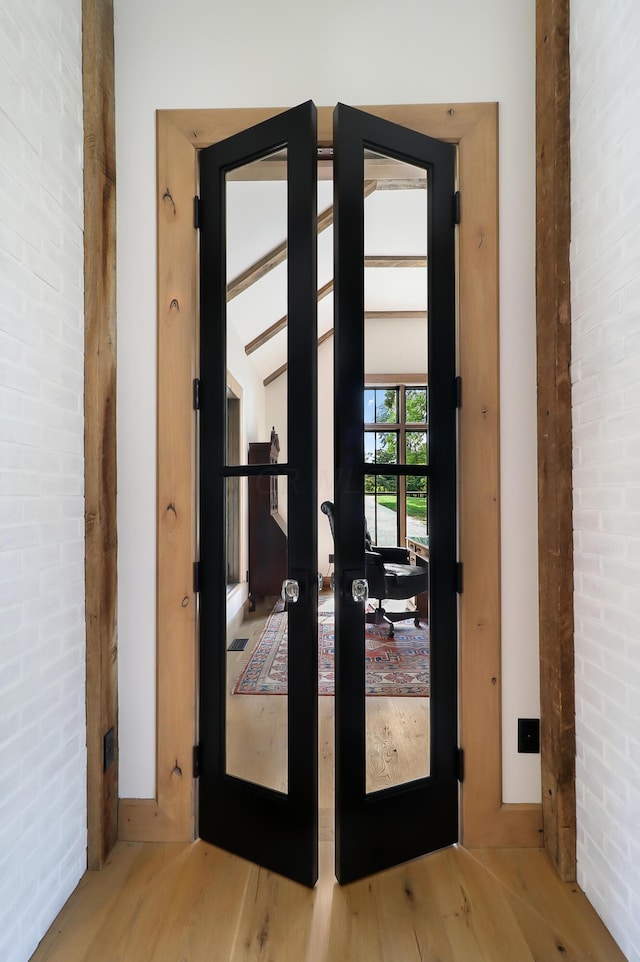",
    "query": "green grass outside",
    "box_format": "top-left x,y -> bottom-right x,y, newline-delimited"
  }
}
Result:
377,495 -> 426,521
